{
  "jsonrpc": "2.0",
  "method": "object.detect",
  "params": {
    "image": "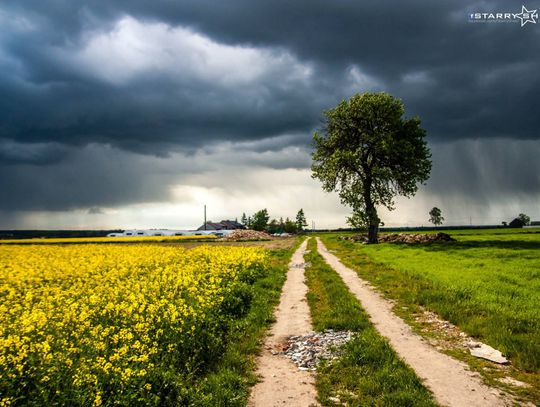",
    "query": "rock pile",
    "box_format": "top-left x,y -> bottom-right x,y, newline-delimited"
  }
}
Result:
221,229 -> 272,241
341,232 -> 455,244
281,330 -> 354,371
339,234 -> 369,242
381,232 -> 455,243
